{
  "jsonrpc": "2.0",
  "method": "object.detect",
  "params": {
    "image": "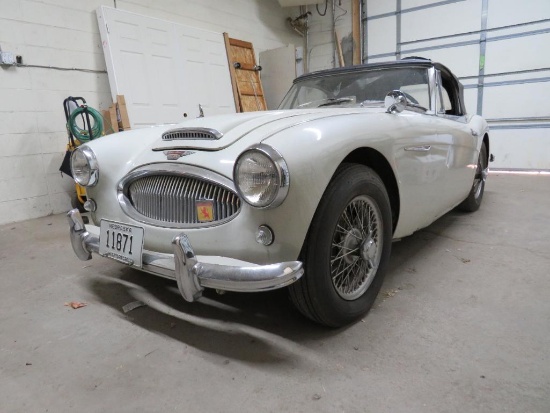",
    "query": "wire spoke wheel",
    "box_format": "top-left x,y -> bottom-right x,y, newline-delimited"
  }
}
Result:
288,164 -> 392,327
330,195 -> 383,300
473,146 -> 488,199
458,141 -> 488,212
